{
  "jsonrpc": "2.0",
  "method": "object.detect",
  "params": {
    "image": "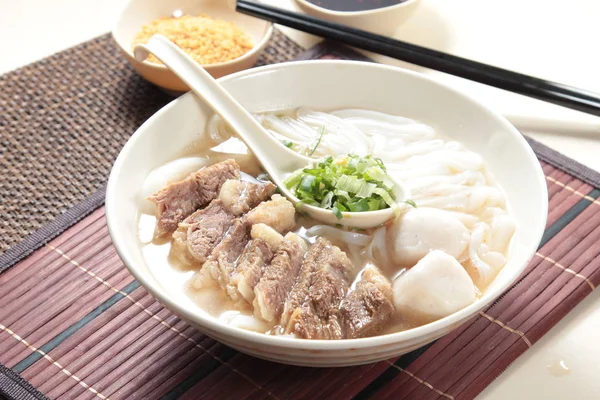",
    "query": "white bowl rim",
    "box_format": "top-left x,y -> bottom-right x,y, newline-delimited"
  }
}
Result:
294,0 -> 420,17
111,0 -> 275,70
106,59 -> 548,351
